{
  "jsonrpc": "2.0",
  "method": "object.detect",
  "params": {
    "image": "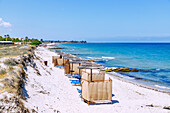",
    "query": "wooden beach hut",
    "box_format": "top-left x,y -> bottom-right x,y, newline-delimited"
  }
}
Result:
78,64 -> 112,105
68,59 -> 89,76
54,51 -> 71,66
